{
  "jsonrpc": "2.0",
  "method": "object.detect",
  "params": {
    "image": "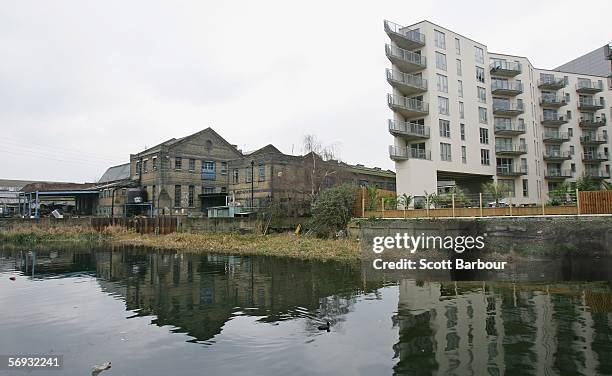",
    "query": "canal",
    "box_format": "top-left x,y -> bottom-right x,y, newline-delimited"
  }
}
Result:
1,246 -> 612,375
